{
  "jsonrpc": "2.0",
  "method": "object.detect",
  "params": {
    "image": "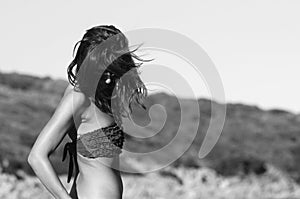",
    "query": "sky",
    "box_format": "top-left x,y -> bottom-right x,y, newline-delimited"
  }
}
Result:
0,0 -> 299,113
